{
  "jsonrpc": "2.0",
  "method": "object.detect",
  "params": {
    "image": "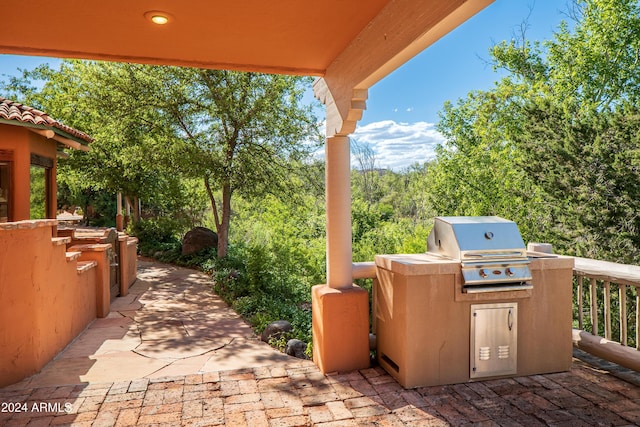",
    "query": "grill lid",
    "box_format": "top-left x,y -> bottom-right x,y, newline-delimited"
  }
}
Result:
427,216 -> 527,261
427,216 -> 532,291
